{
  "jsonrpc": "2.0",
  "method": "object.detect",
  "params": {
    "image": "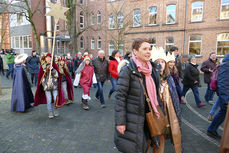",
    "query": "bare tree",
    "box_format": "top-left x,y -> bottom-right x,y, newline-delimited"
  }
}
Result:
65,0 -> 103,52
